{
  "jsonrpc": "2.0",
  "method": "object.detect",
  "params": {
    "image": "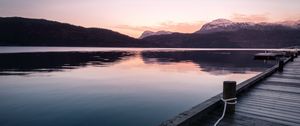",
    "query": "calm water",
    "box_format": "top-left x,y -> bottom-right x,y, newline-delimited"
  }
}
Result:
0,47 -> 276,126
